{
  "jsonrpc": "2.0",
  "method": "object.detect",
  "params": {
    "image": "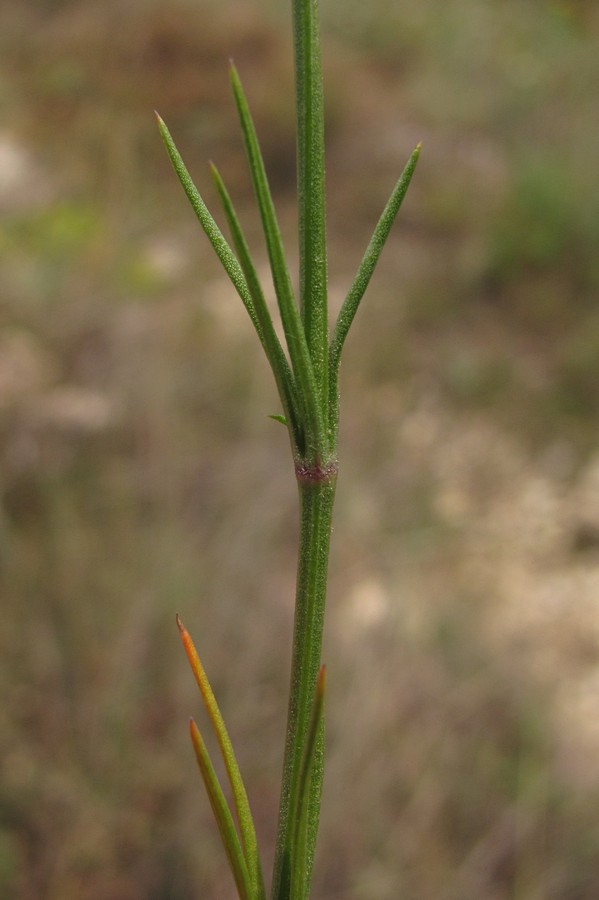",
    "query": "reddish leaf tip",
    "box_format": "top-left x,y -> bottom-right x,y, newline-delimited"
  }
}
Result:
317,665 -> 326,695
